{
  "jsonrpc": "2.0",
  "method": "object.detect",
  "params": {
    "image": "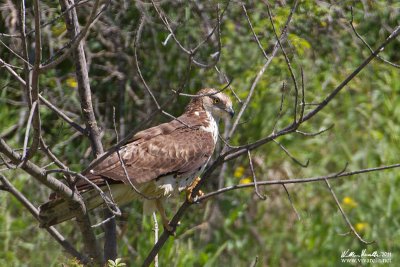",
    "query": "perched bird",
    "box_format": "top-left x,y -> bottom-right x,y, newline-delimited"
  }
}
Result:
39,88 -> 234,230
